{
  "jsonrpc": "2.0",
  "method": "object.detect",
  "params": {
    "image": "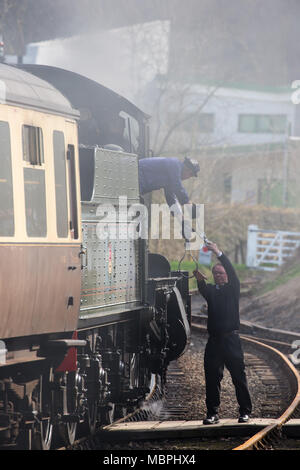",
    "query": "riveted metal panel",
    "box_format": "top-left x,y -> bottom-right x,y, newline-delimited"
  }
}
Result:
92,148 -> 139,204
80,221 -> 142,315
79,147 -> 144,317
